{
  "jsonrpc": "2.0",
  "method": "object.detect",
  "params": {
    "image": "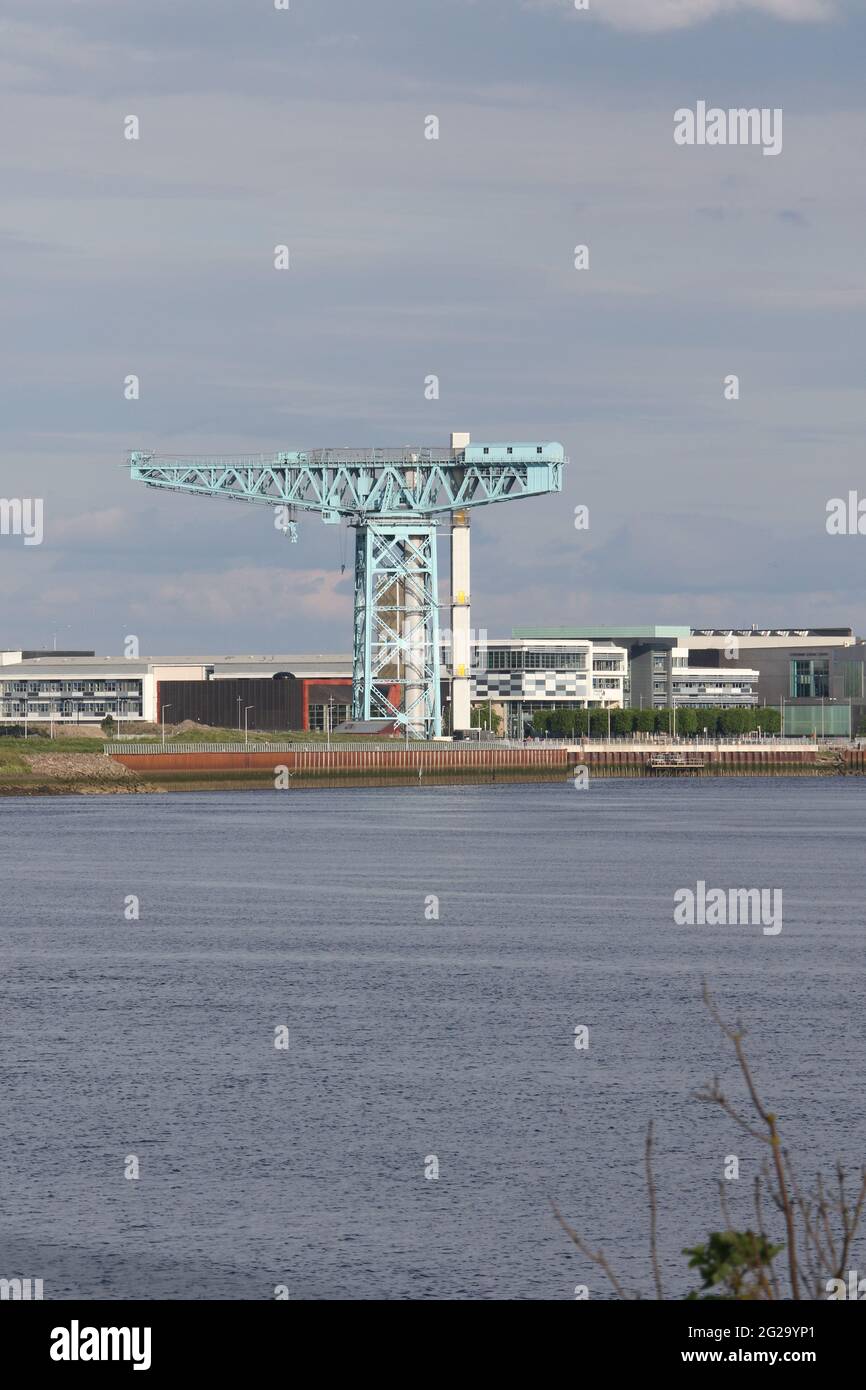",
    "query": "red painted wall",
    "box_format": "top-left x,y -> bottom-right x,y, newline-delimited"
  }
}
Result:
299,677 -> 353,732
